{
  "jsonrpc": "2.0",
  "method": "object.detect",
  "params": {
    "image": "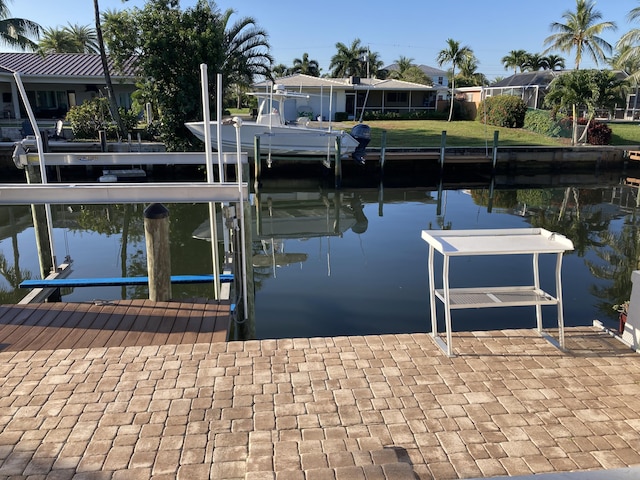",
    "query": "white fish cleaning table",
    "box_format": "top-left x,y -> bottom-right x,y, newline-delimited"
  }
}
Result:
421,228 -> 574,356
